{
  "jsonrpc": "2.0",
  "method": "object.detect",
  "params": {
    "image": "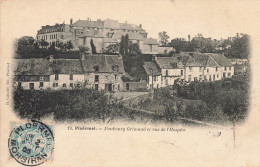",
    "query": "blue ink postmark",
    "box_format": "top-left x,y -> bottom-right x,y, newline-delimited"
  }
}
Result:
8,120 -> 54,166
